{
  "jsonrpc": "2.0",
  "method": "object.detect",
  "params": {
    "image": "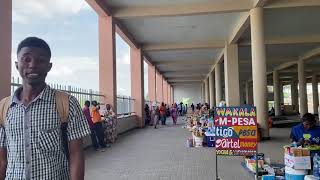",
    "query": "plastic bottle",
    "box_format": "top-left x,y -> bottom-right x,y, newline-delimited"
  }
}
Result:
313,153 -> 320,178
